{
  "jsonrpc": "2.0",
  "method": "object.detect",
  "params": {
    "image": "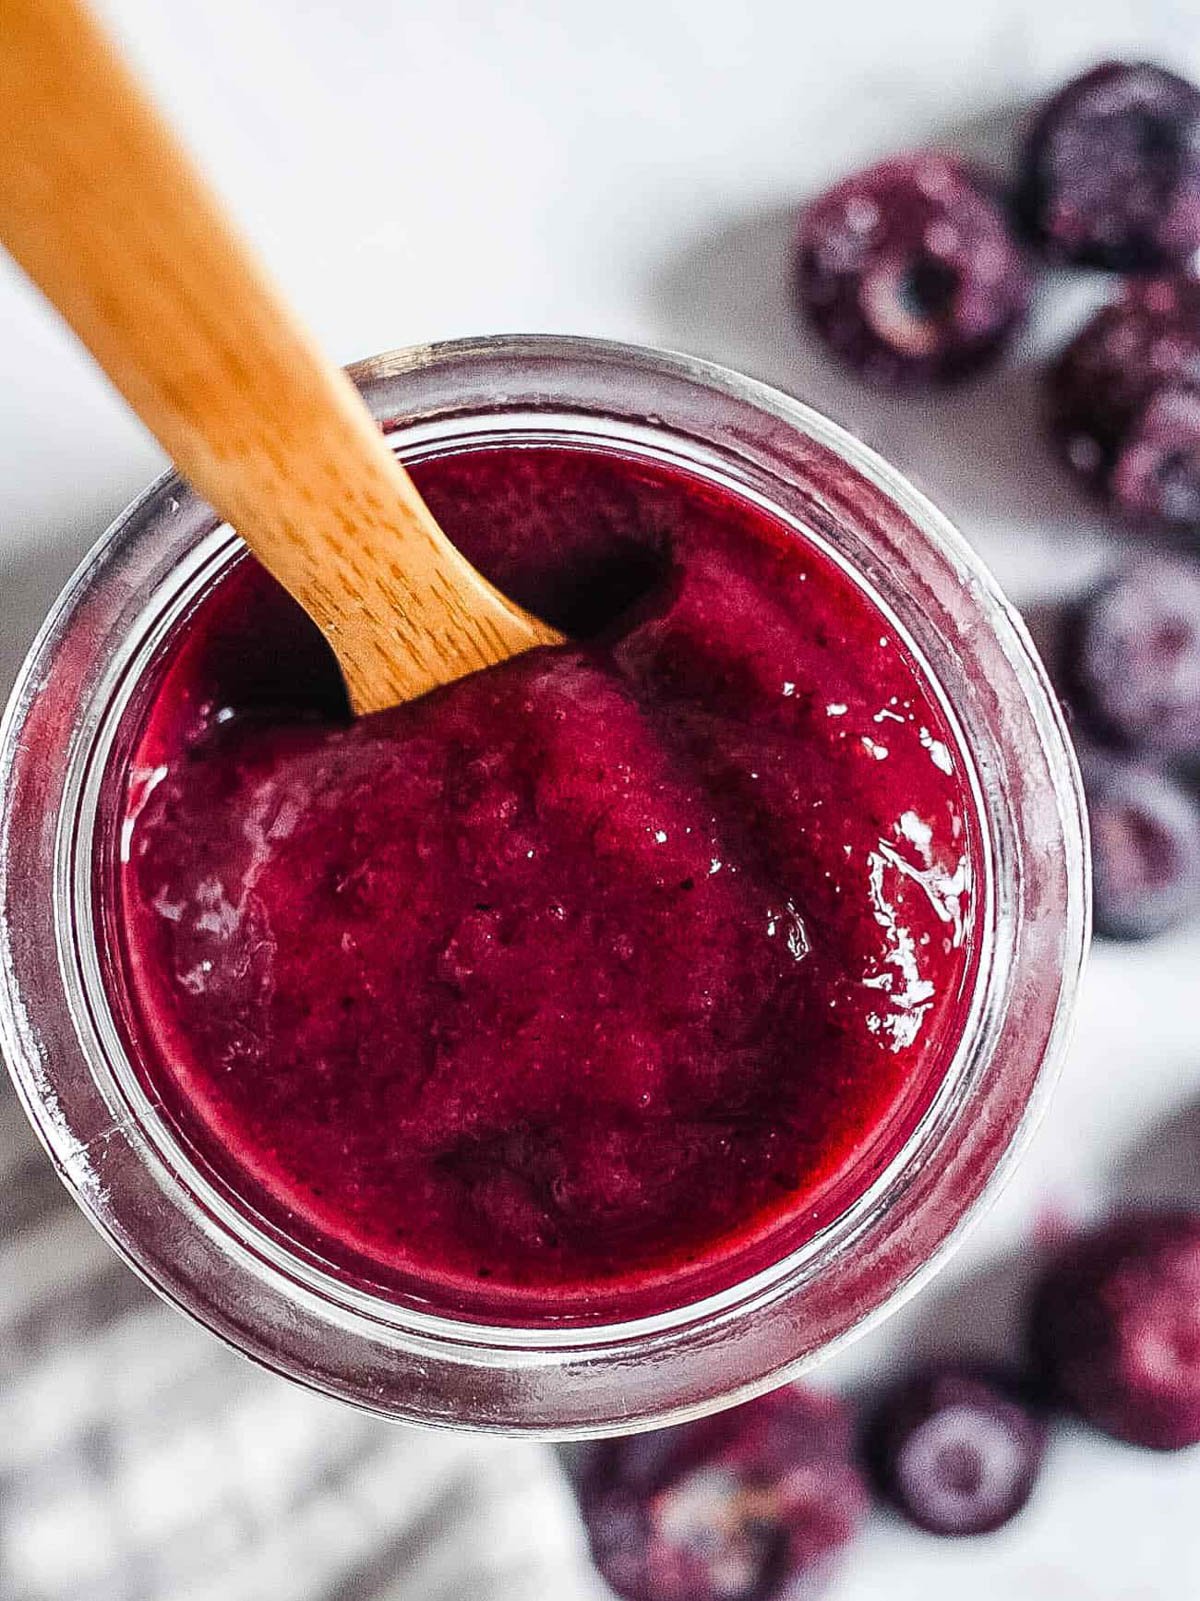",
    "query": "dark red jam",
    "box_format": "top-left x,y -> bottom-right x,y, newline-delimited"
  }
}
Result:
114,444 -> 980,1317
